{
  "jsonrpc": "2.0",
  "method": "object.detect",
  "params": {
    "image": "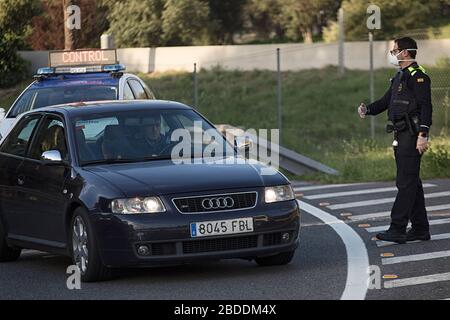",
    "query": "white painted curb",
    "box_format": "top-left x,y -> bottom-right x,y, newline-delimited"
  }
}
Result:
298,200 -> 370,300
